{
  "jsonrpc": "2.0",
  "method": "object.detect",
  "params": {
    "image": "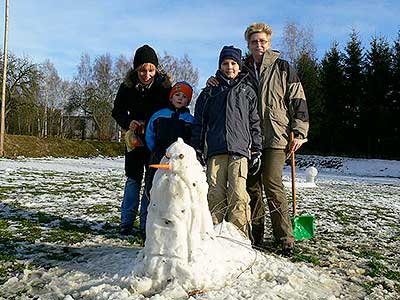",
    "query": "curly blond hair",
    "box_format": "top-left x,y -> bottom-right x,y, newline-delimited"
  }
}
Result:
244,23 -> 273,42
